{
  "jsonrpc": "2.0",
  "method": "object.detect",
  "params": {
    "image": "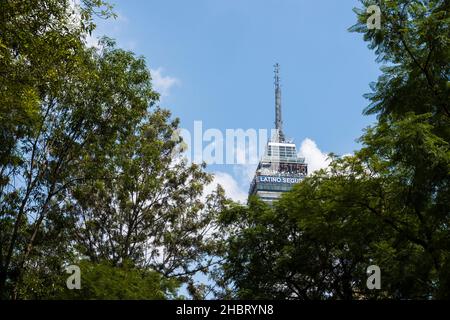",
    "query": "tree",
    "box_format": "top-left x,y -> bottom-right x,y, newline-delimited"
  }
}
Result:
19,260 -> 180,300
349,0 -> 450,298
0,0 -> 113,170
0,34 -> 161,298
350,0 -> 449,121
217,114 -> 449,299
1,0 -> 225,299
215,160 -> 388,300
66,105 -> 226,282
0,0 -> 113,299
215,0 -> 449,299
